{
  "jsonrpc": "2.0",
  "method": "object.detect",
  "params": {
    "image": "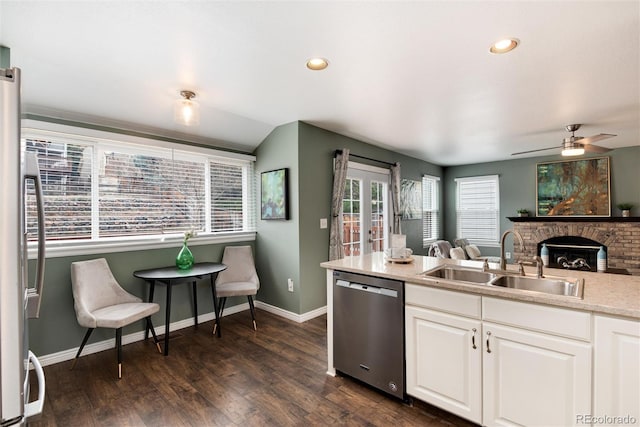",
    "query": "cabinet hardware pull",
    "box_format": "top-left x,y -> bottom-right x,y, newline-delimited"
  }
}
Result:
471,328 -> 477,349
486,331 -> 492,353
